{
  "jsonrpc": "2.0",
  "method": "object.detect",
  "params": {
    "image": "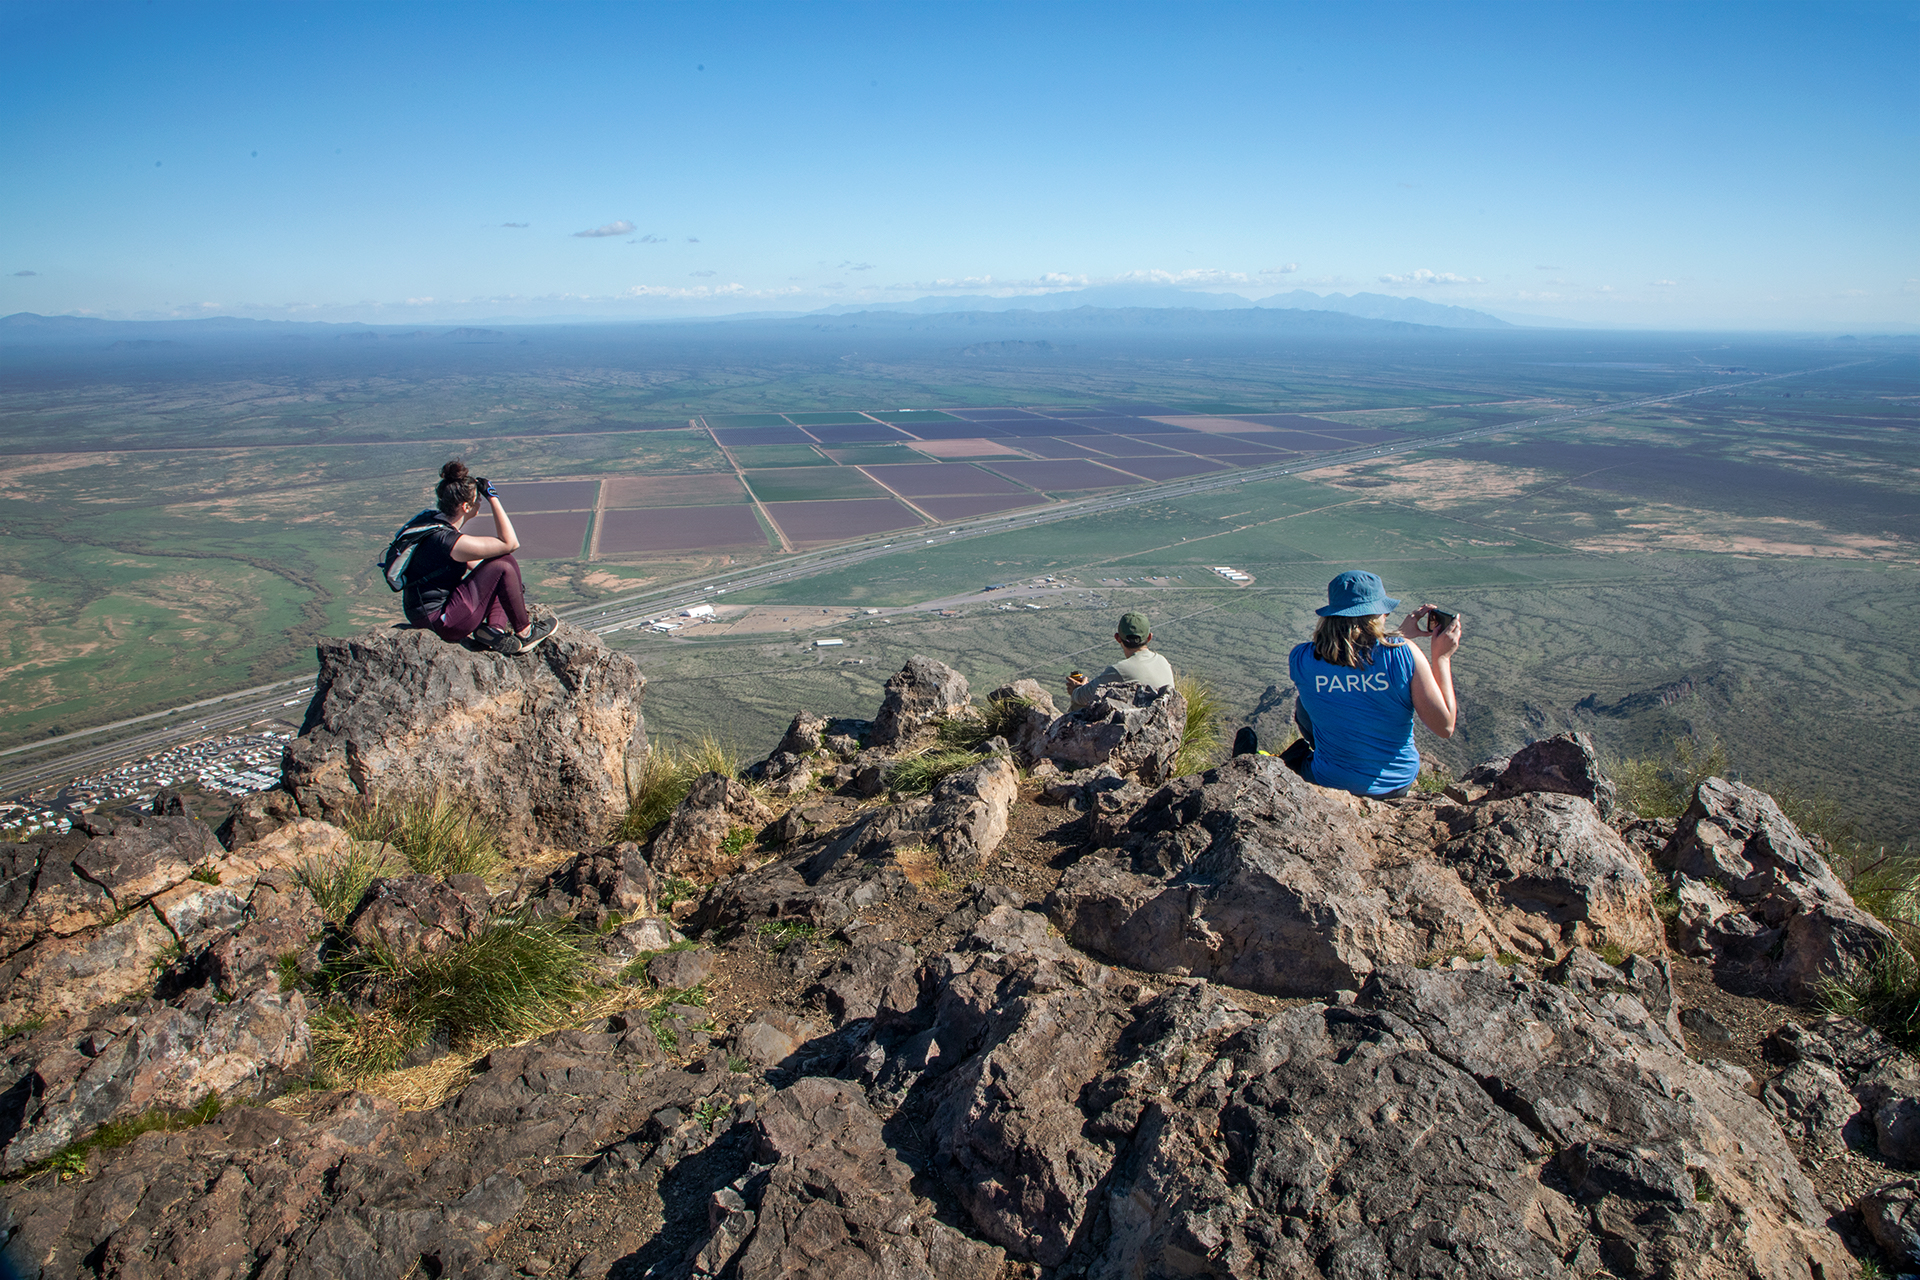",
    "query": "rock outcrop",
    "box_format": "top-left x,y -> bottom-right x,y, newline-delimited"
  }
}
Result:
1047,755 -> 1662,994
869,656 -> 970,748
1659,777 -> 1895,995
7,622 -> 1895,1279
282,624 -> 646,853
1039,678 -> 1186,784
